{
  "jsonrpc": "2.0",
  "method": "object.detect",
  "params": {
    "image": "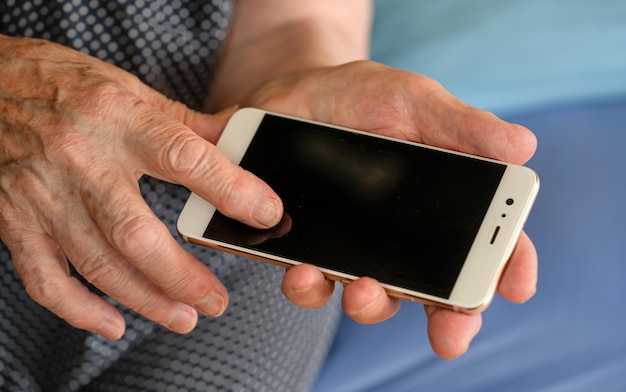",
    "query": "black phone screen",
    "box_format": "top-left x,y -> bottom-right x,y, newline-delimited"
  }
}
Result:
204,114 -> 506,298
